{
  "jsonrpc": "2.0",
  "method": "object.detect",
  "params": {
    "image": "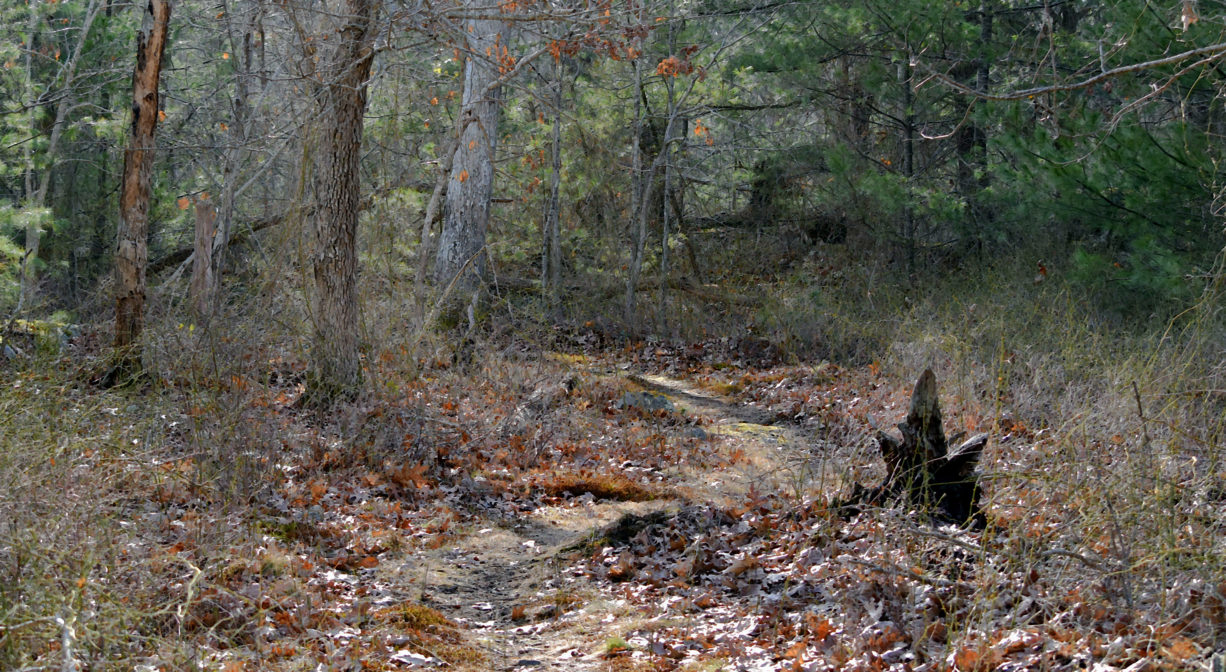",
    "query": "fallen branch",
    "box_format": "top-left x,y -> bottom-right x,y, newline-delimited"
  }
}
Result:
148,184 -> 424,276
